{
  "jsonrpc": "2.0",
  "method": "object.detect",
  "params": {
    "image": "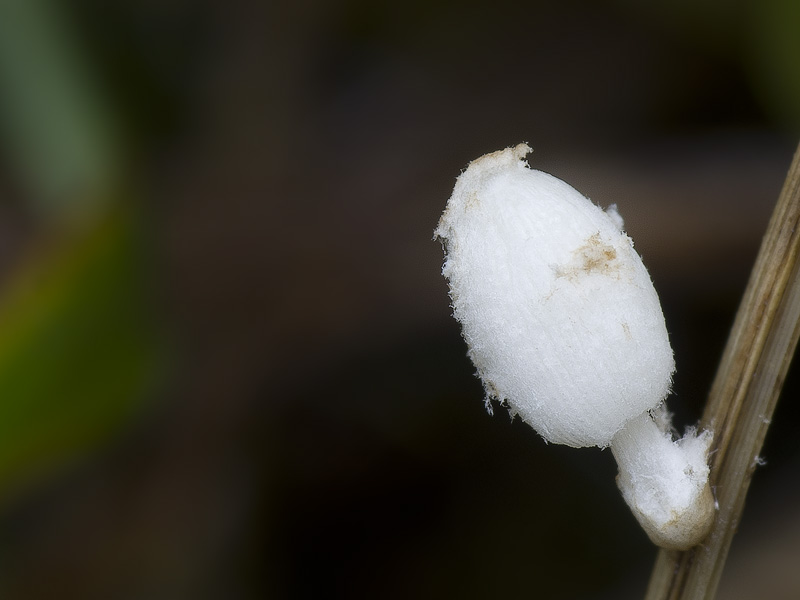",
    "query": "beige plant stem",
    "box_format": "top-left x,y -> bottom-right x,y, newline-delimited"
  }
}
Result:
645,140 -> 800,600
